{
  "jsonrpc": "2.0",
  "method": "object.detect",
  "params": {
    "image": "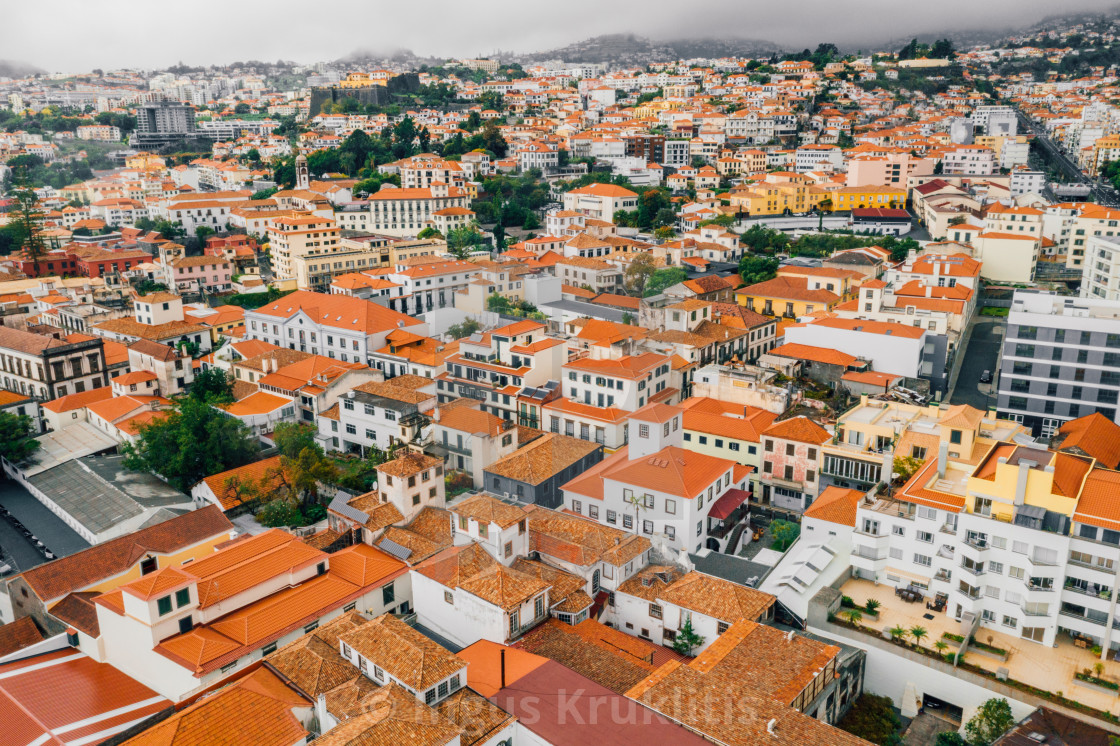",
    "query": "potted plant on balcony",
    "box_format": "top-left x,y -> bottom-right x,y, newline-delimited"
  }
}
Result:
864,599 -> 881,618
890,625 -> 908,645
910,626 -> 928,649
